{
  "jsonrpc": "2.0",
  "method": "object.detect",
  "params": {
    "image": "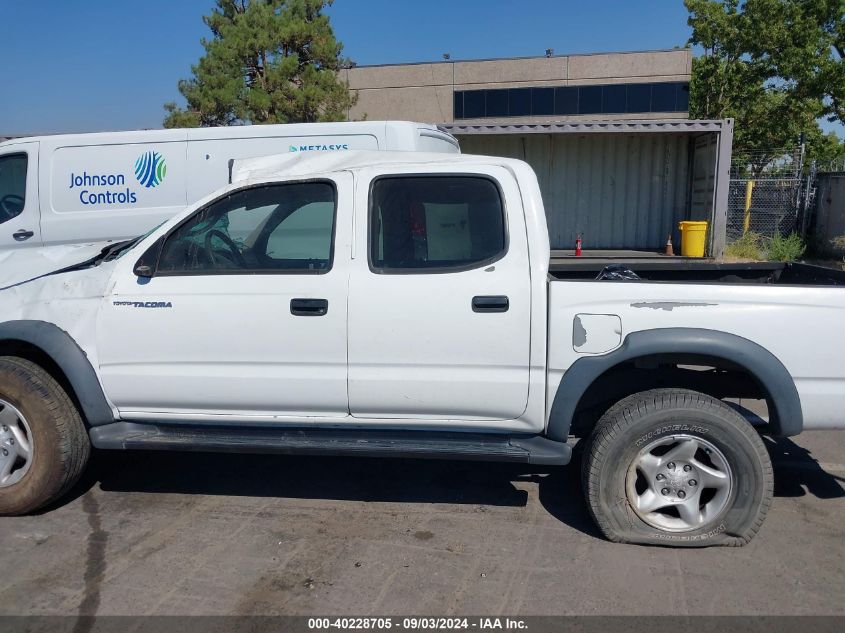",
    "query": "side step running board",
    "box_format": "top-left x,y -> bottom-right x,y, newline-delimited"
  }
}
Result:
89,423 -> 572,466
